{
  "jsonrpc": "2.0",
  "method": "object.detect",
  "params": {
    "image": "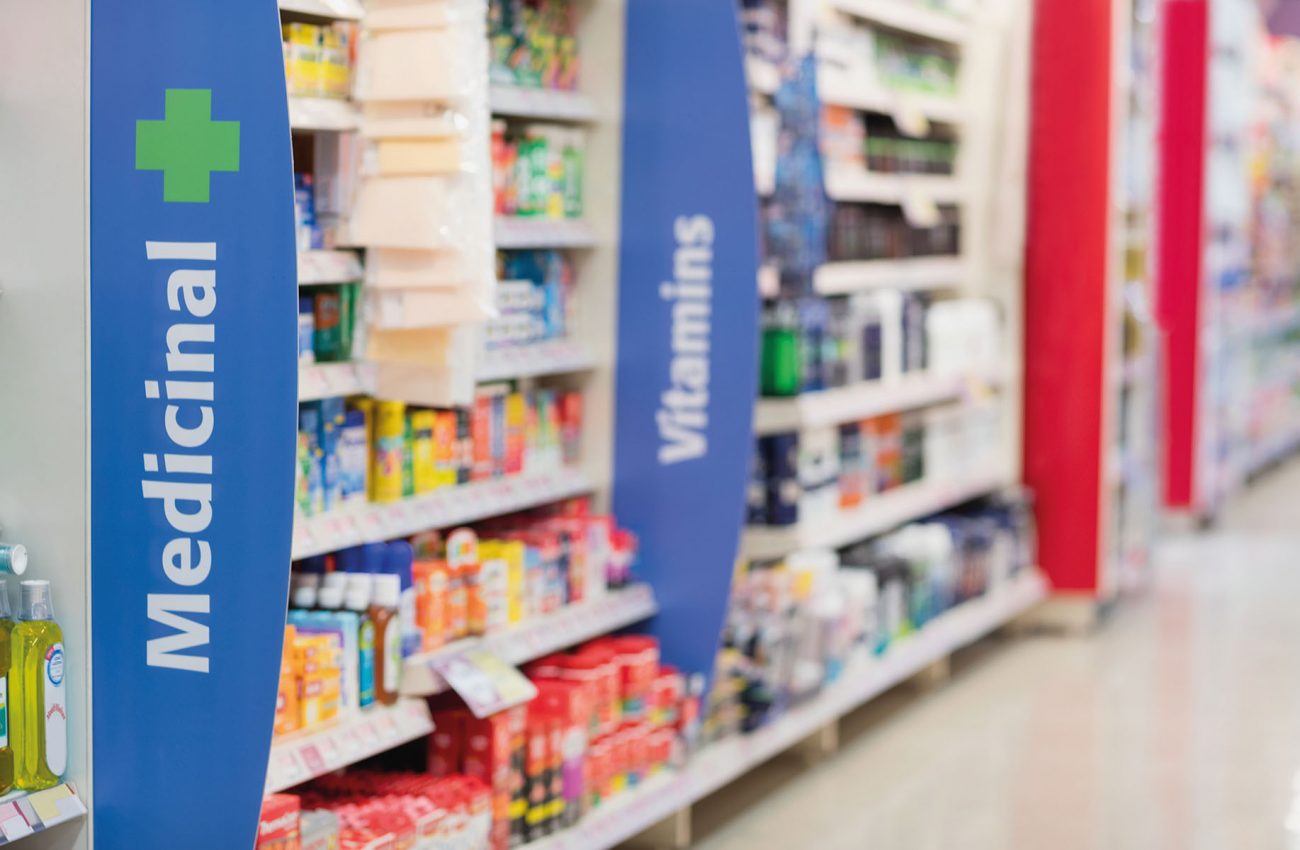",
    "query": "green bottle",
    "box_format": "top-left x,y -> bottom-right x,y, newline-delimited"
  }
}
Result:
0,580 -> 15,795
12,581 -> 65,791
